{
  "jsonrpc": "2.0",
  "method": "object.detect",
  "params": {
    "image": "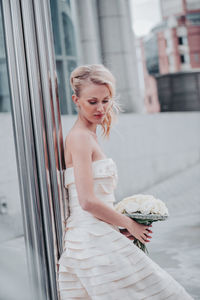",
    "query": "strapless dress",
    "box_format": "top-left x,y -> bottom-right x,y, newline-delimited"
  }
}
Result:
58,158 -> 193,300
